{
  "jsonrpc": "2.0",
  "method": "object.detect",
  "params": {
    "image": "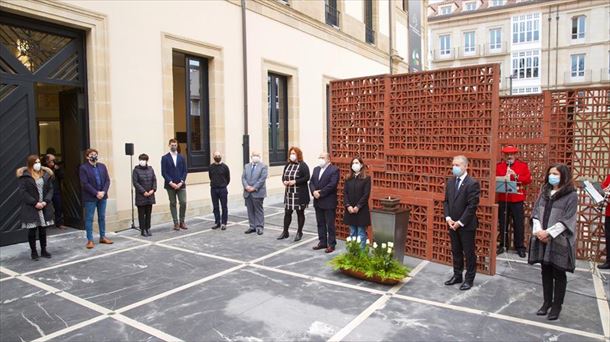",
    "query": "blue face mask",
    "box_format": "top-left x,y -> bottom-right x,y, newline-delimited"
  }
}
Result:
452,166 -> 462,177
548,174 -> 561,186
